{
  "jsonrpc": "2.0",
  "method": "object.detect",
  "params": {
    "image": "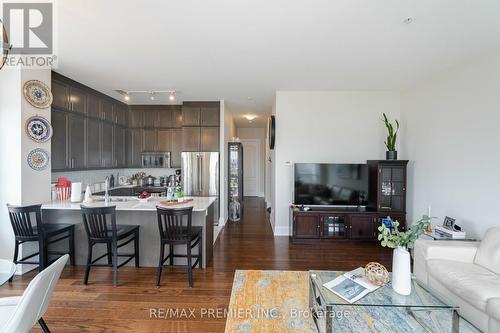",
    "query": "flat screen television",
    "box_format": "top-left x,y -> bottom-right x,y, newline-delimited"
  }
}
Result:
294,163 -> 369,206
